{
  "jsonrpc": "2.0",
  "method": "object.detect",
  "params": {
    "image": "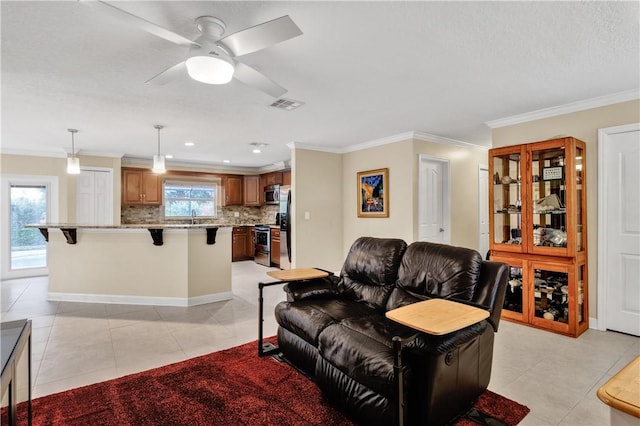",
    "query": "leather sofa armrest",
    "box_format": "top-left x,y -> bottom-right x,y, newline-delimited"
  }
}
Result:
471,261 -> 509,331
283,275 -> 340,301
401,321 -> 488,355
